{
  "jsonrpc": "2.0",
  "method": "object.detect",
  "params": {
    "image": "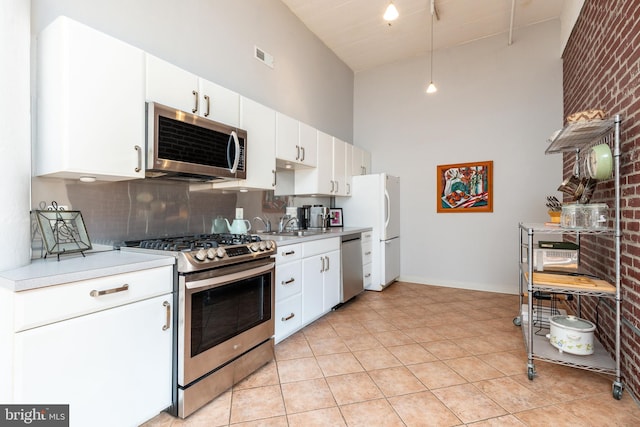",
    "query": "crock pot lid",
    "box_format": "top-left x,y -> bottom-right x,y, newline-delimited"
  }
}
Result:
551,315 -> 596,331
